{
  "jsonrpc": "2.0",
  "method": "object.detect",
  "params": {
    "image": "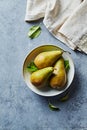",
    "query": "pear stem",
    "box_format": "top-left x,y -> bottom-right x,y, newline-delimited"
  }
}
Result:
63,50 -> 71,54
